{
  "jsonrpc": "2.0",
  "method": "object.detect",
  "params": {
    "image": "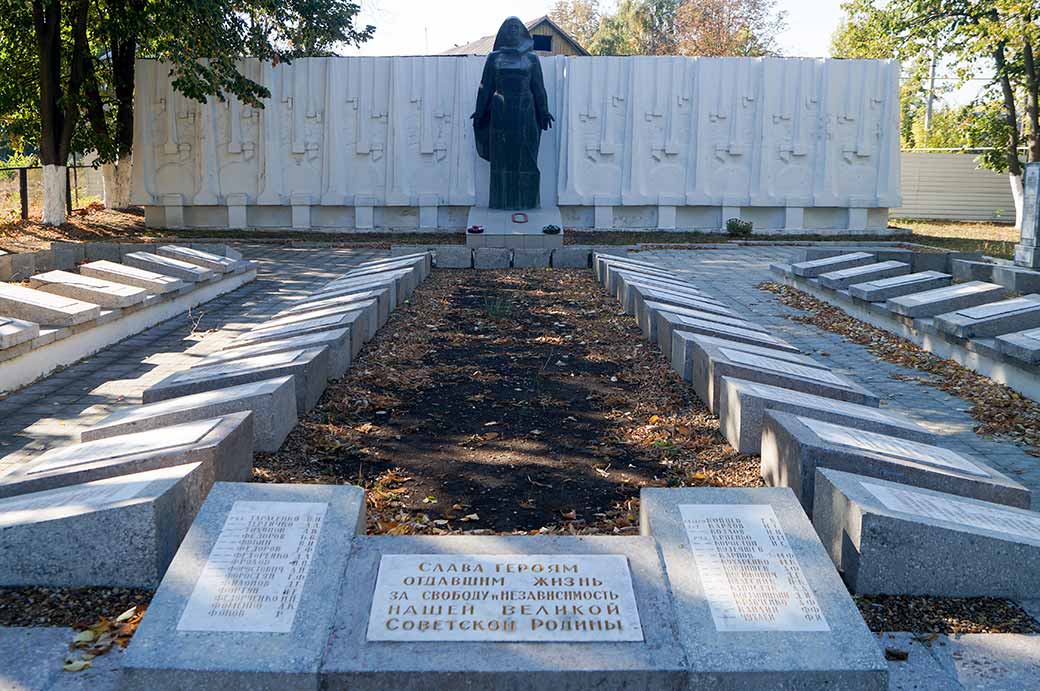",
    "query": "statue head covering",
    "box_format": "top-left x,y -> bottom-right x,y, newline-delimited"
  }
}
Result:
492,16 -> 534,53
